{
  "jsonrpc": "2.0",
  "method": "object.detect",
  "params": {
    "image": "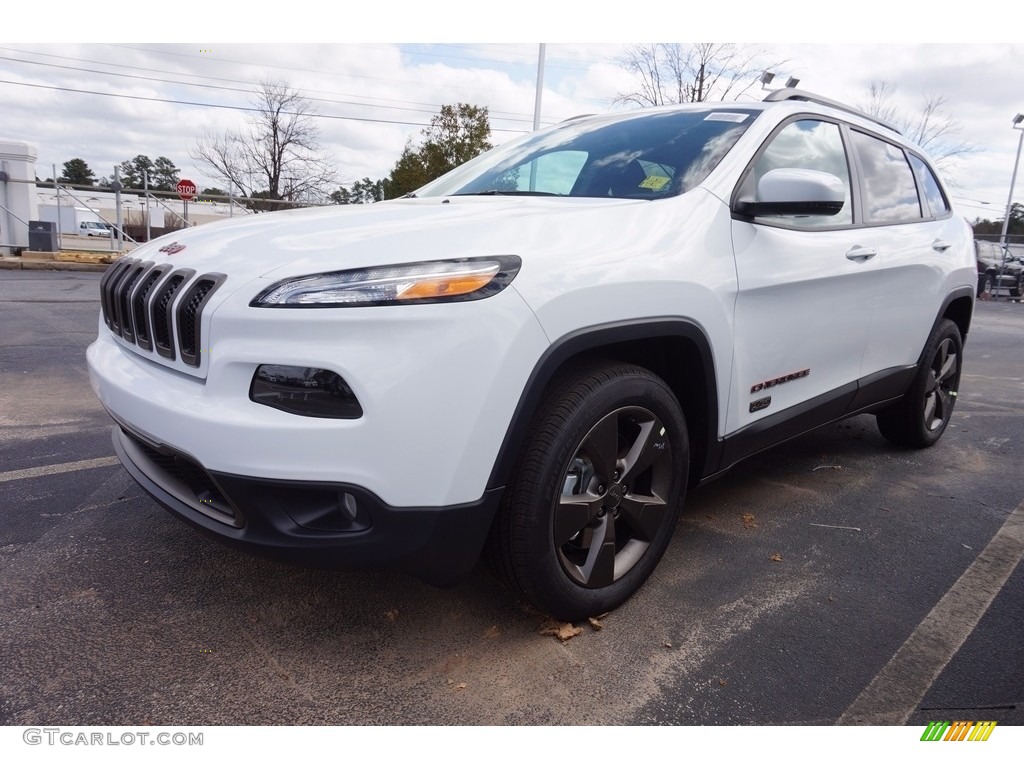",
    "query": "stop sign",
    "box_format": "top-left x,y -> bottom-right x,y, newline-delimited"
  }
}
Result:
176,179 -> 197,201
